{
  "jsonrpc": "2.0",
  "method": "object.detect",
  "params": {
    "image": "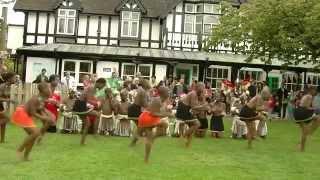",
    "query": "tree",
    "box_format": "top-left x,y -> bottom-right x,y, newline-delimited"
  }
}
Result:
206,0 -> 320,67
